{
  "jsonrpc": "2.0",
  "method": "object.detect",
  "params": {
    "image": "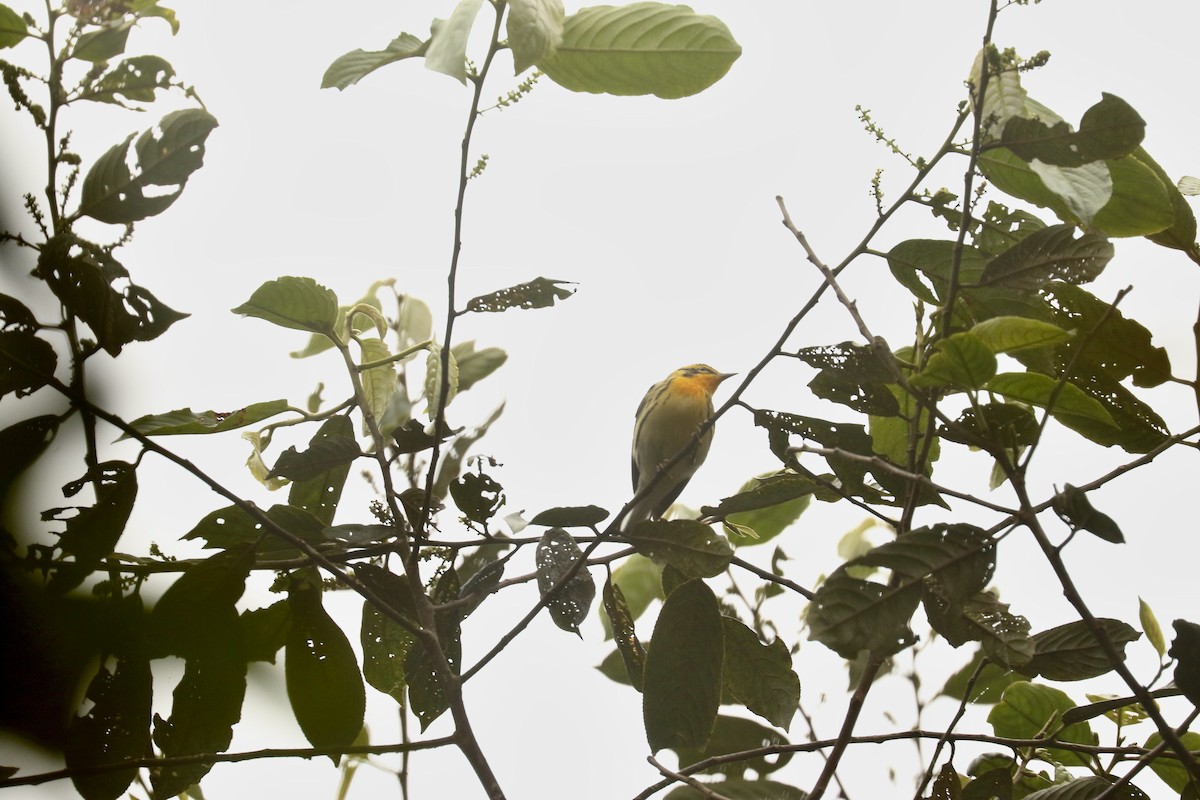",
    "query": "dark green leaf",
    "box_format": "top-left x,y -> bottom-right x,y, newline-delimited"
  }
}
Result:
796,341 -> 900,416
721,617 -> 799,730
49,462 -> 137,593
626,519 -> 733,579
0,292 -> 36,330
449,472 -> 504,524
1051,484 -> 1124,543
0,415 -> 58,494
0,331 -> 56,397
285,573 -> 365,757
79,109 -> 218,223
535,528 -> 595,634
962,767 -> 1012,800
34,237 -> 188,355
600,554 -> 662,639
182,503 -> 326,558
465,277 -> 575,312
939,650 -> 1025,704
886,239 -> 990,304
664,779 -> 808,800
456,556 -> 506,619
987,681 -> 1097,766
643,579 -> 723,752
71,20 -> 134,62
912,332 -> 996,390
530,505 -> 609,527
932,763 -> 962,800
1019,777 -> 1149,799
287,415 -> 356,526
673,715 -> 792,778
360,566 -> 418,704
857,524 -> 994,598
926,592 -> 1034,669
1001,93 -> 1145,167
323,523 -> 395,545
603,576 -> 646,691
79,55 -> 175,104
240,601 -> 290,663
704,472 -> 814,547
269,434 -> 360,481
977,225 -> 1112,291
1022,619 -> 1139,681
123,400 -> 290,438
807,571 -> 921,659
147,545 -> 254,660
232,276 -> 339,335
406,567 -> 461,731
941,402 -> 1039,451
322,33 -> 429,90
65,597 -> 151,800
1168,619 -> 1200,706
539,2 -> 741,99
390,417 -> 457,454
